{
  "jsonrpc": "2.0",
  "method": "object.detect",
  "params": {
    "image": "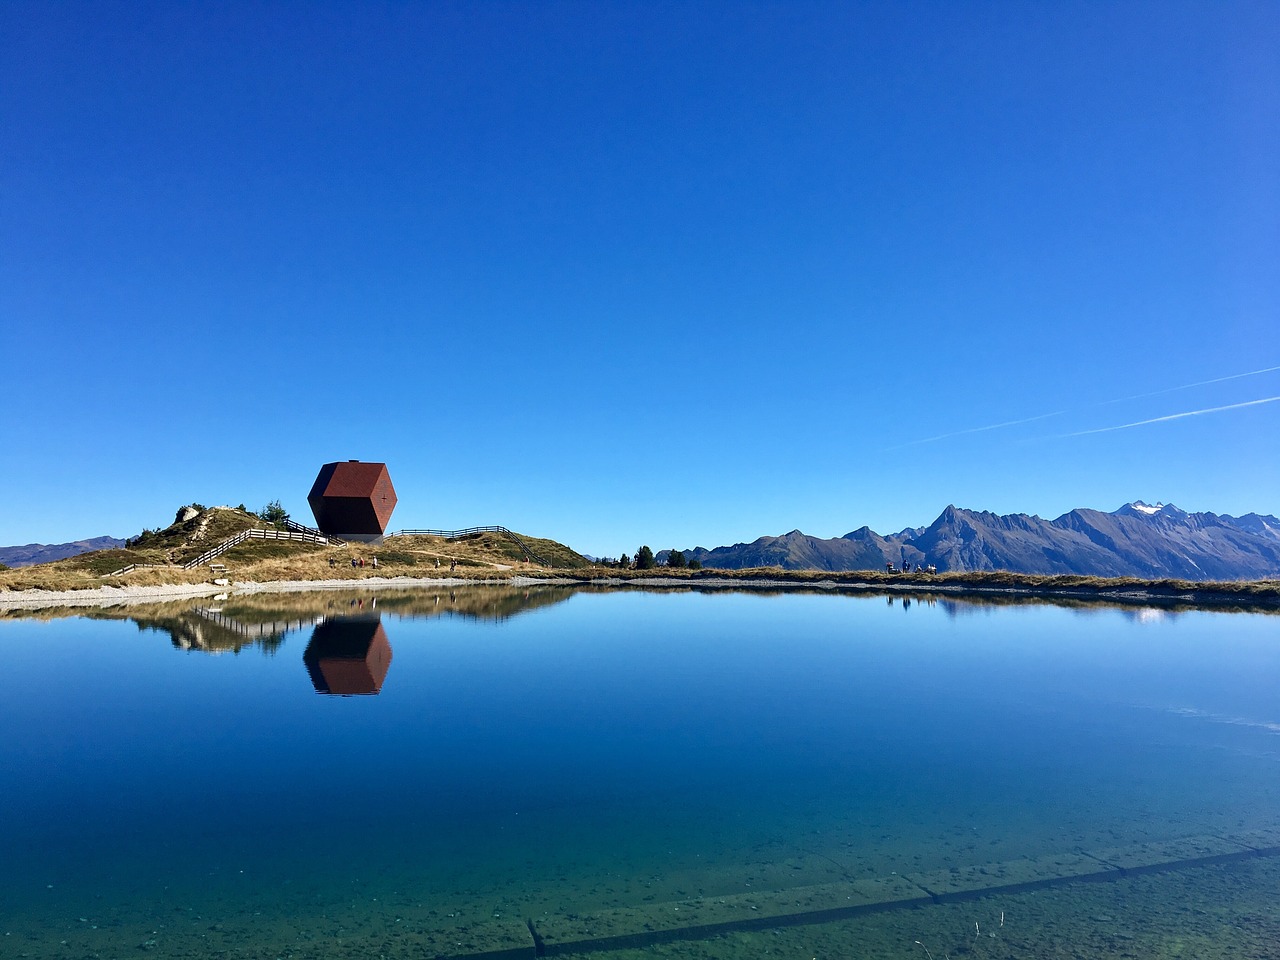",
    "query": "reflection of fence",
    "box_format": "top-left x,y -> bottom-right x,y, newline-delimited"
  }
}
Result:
192,606 -> 321,642
387,526 -> 547,565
